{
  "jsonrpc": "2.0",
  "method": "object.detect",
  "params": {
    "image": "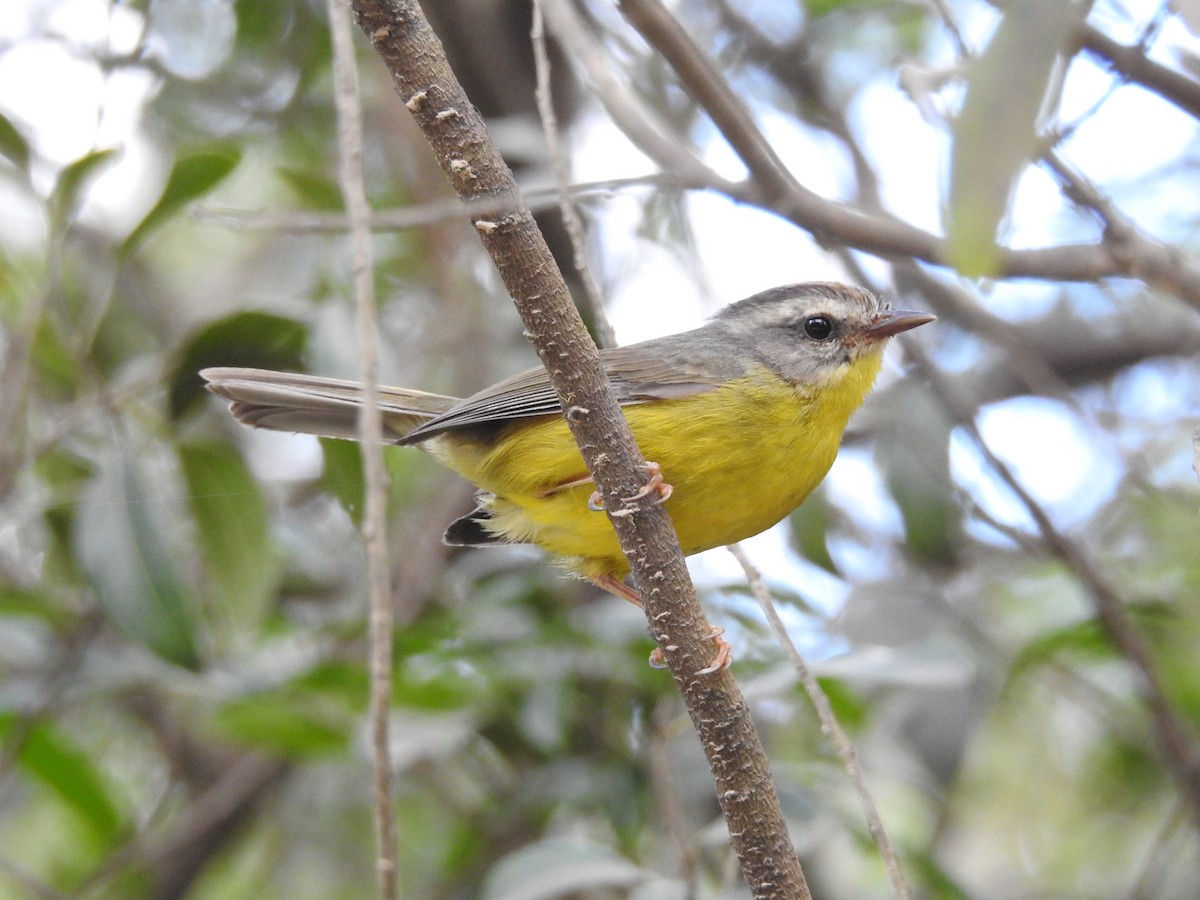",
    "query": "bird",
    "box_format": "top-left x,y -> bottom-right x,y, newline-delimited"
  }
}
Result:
202,282 -> 933,669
